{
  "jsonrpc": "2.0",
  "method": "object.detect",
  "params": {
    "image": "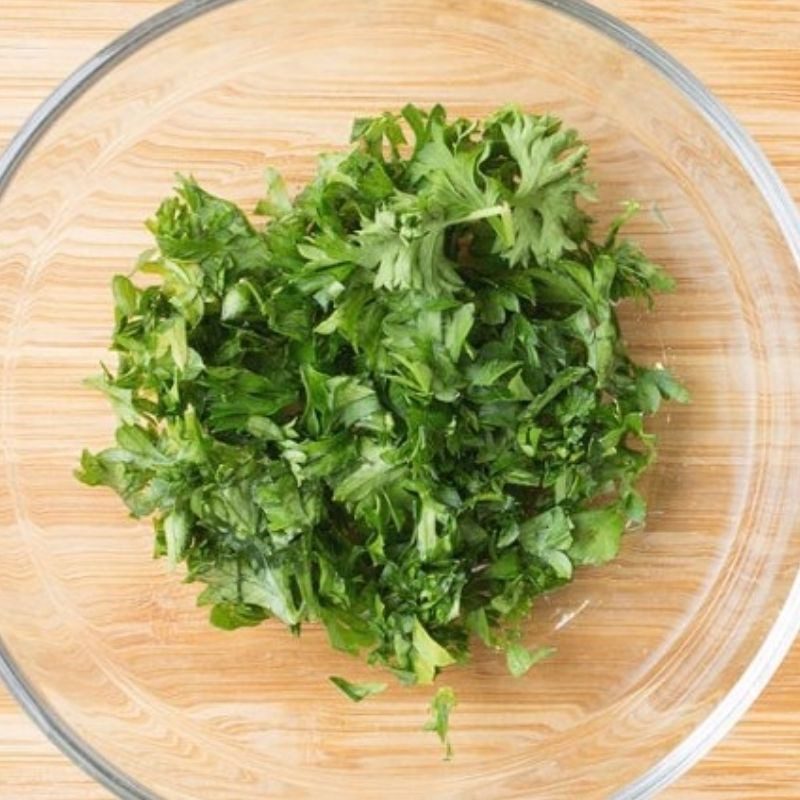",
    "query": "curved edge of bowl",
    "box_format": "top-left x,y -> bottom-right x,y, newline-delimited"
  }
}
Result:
0,638 -> 155,799
0,1 -> 798,799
